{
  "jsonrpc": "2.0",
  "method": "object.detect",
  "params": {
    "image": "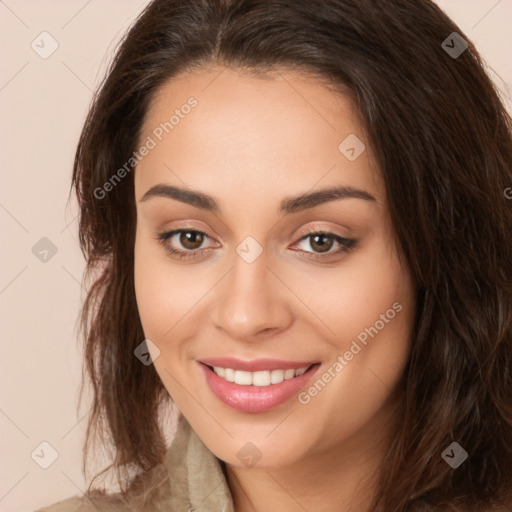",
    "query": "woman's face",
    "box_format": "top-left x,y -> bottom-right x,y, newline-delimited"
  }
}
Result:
133,66 -> 416,469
